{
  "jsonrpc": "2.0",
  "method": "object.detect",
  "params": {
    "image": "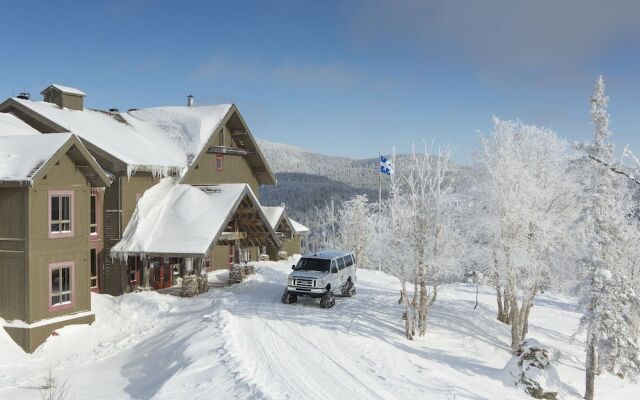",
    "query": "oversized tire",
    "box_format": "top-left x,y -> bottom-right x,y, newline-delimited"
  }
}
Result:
341,279 -> 355,297
281,289 -> 297,304
320,290 -> 336,309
